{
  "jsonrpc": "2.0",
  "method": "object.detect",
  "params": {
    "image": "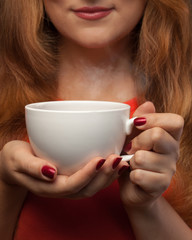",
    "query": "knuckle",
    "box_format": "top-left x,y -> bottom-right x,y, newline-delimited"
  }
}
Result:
175,115 -> 184,130
2,144 -> 22,171
169,149 -> 179,167
130,169 -> 143,183
3,141 -> 22,158
161,176 -> 170,192
11,147 -> 24,164
151,127 -> 165,143
167,153 -> 178,175
134,151 -> 145,167
170,162 -> 176,175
